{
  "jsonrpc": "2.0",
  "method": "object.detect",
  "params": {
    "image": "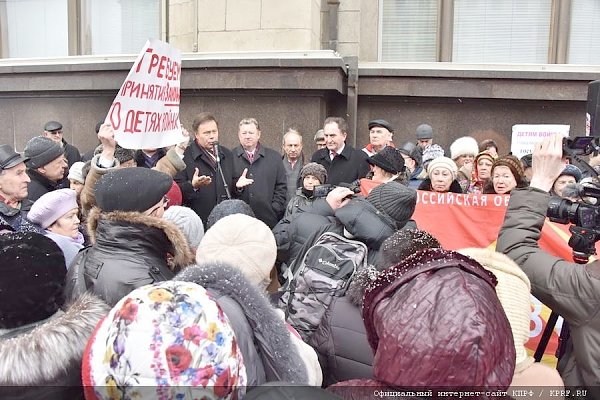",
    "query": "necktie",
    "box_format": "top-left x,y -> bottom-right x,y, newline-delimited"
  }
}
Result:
330,151 -> 337,161
247,152 -> 254,163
